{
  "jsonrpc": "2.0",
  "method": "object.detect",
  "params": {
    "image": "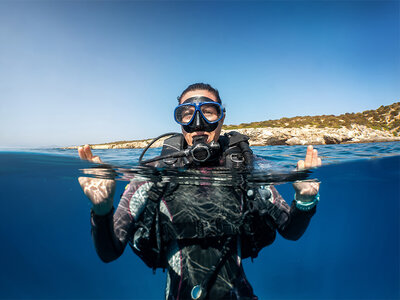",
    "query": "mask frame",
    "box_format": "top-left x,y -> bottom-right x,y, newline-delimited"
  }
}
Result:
174,101 -> 224,126
174,96 -> 224,133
